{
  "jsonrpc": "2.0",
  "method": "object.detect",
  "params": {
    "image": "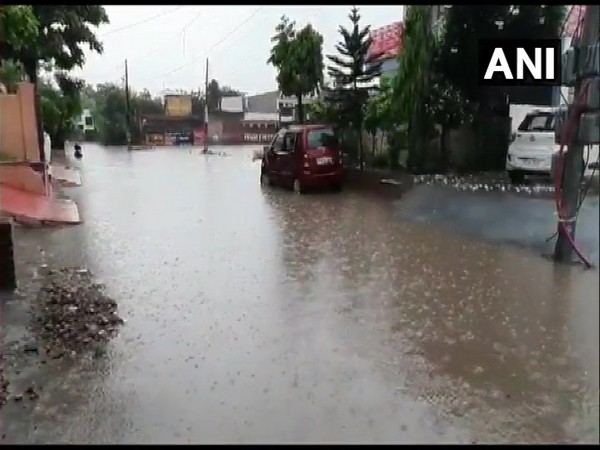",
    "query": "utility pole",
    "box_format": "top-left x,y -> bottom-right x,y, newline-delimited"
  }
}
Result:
203,58 -> 209,154
124,59 -> 132,148
554,5 -> 600,263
